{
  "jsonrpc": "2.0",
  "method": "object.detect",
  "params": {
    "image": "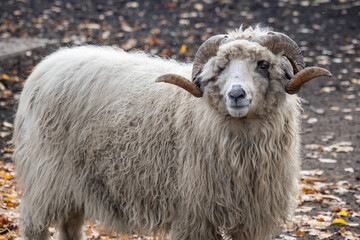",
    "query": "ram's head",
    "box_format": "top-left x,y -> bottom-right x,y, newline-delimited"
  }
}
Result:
156,31 -> 332,118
